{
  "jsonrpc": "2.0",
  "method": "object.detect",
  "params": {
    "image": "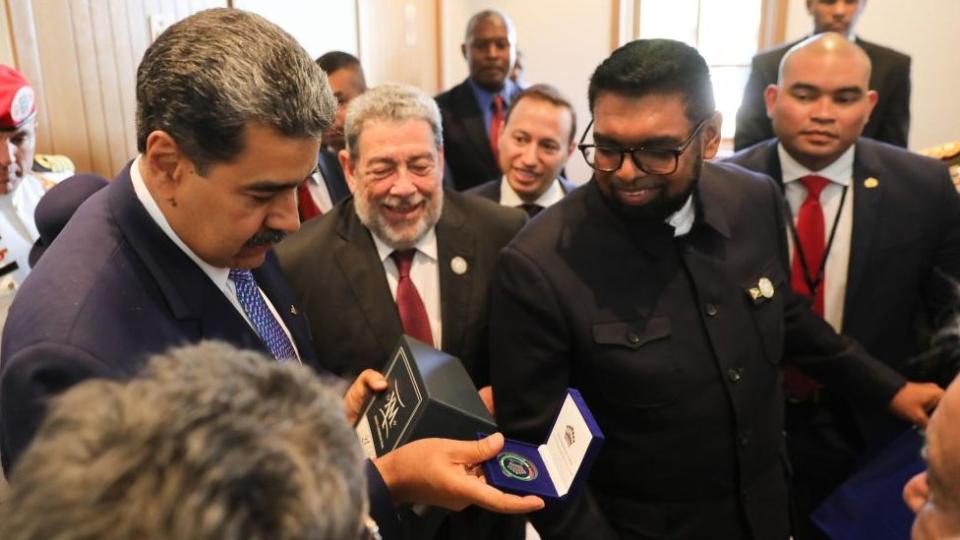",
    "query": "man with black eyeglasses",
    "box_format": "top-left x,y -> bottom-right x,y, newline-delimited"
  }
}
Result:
489,38 -> 941,540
